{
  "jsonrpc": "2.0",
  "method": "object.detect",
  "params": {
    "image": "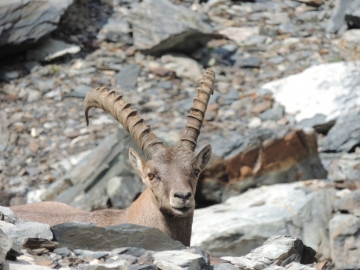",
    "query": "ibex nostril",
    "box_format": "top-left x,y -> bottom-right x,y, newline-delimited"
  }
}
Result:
174,192 -> 192,201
